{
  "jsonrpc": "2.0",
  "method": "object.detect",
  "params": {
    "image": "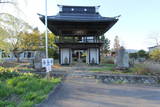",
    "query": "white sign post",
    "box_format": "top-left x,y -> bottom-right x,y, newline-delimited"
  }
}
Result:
42,58 -> 54,72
